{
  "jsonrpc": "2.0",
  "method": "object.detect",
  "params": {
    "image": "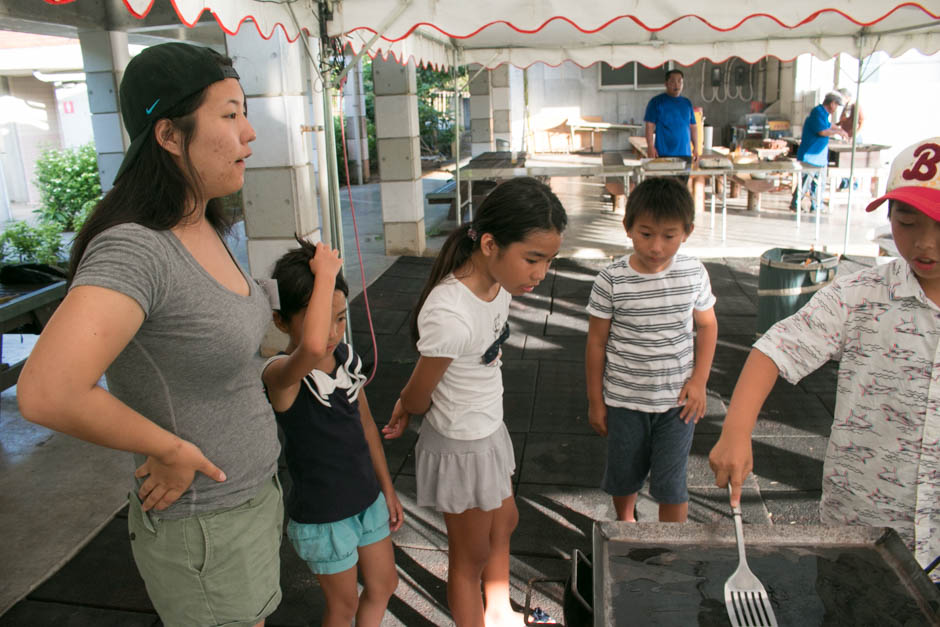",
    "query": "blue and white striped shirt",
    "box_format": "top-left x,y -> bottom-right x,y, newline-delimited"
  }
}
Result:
587,254 -> 716,412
